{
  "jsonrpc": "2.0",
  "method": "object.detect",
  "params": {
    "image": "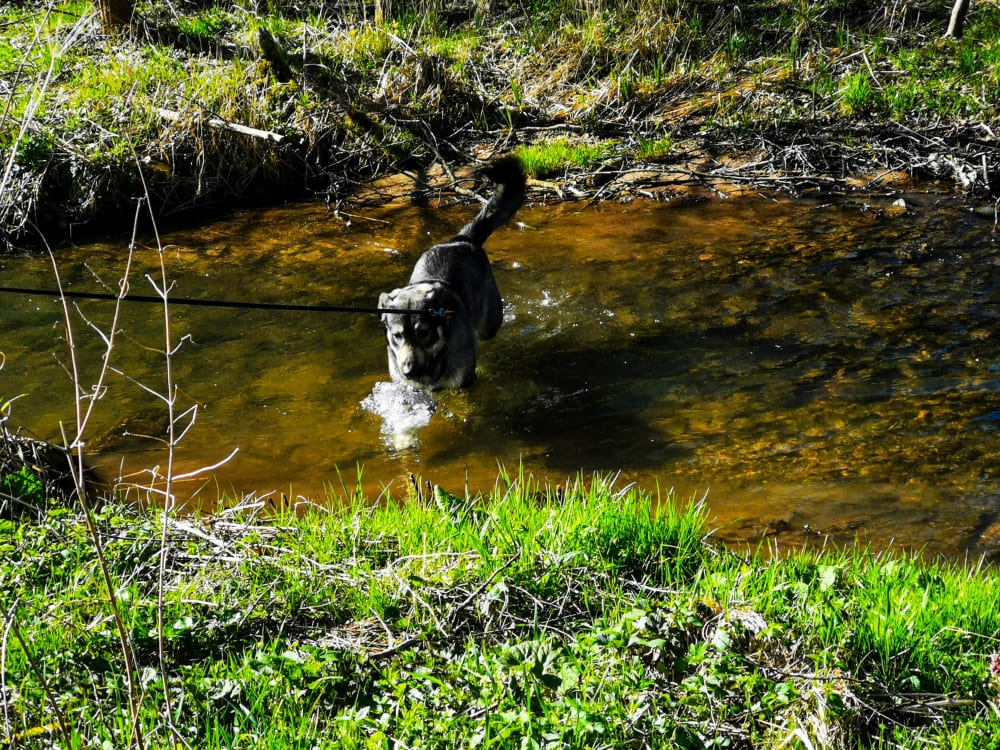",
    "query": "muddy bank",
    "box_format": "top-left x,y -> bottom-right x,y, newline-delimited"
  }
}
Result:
10,123 -> 1000,253
352,135 -> 982,208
